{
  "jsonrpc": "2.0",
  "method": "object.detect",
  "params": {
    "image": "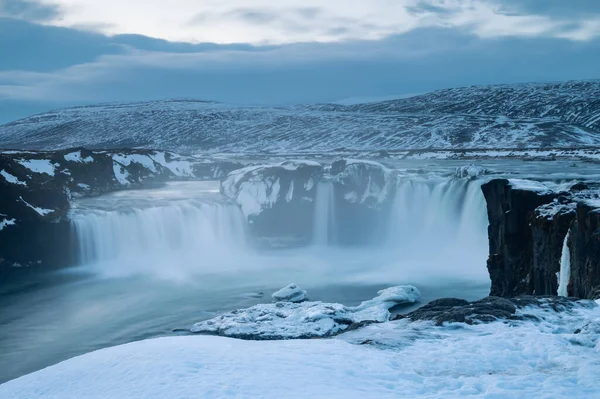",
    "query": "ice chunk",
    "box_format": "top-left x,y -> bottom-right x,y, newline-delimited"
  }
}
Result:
272,283 -> 307,303
455,164 -> 488,179
191,285 -> 420,339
